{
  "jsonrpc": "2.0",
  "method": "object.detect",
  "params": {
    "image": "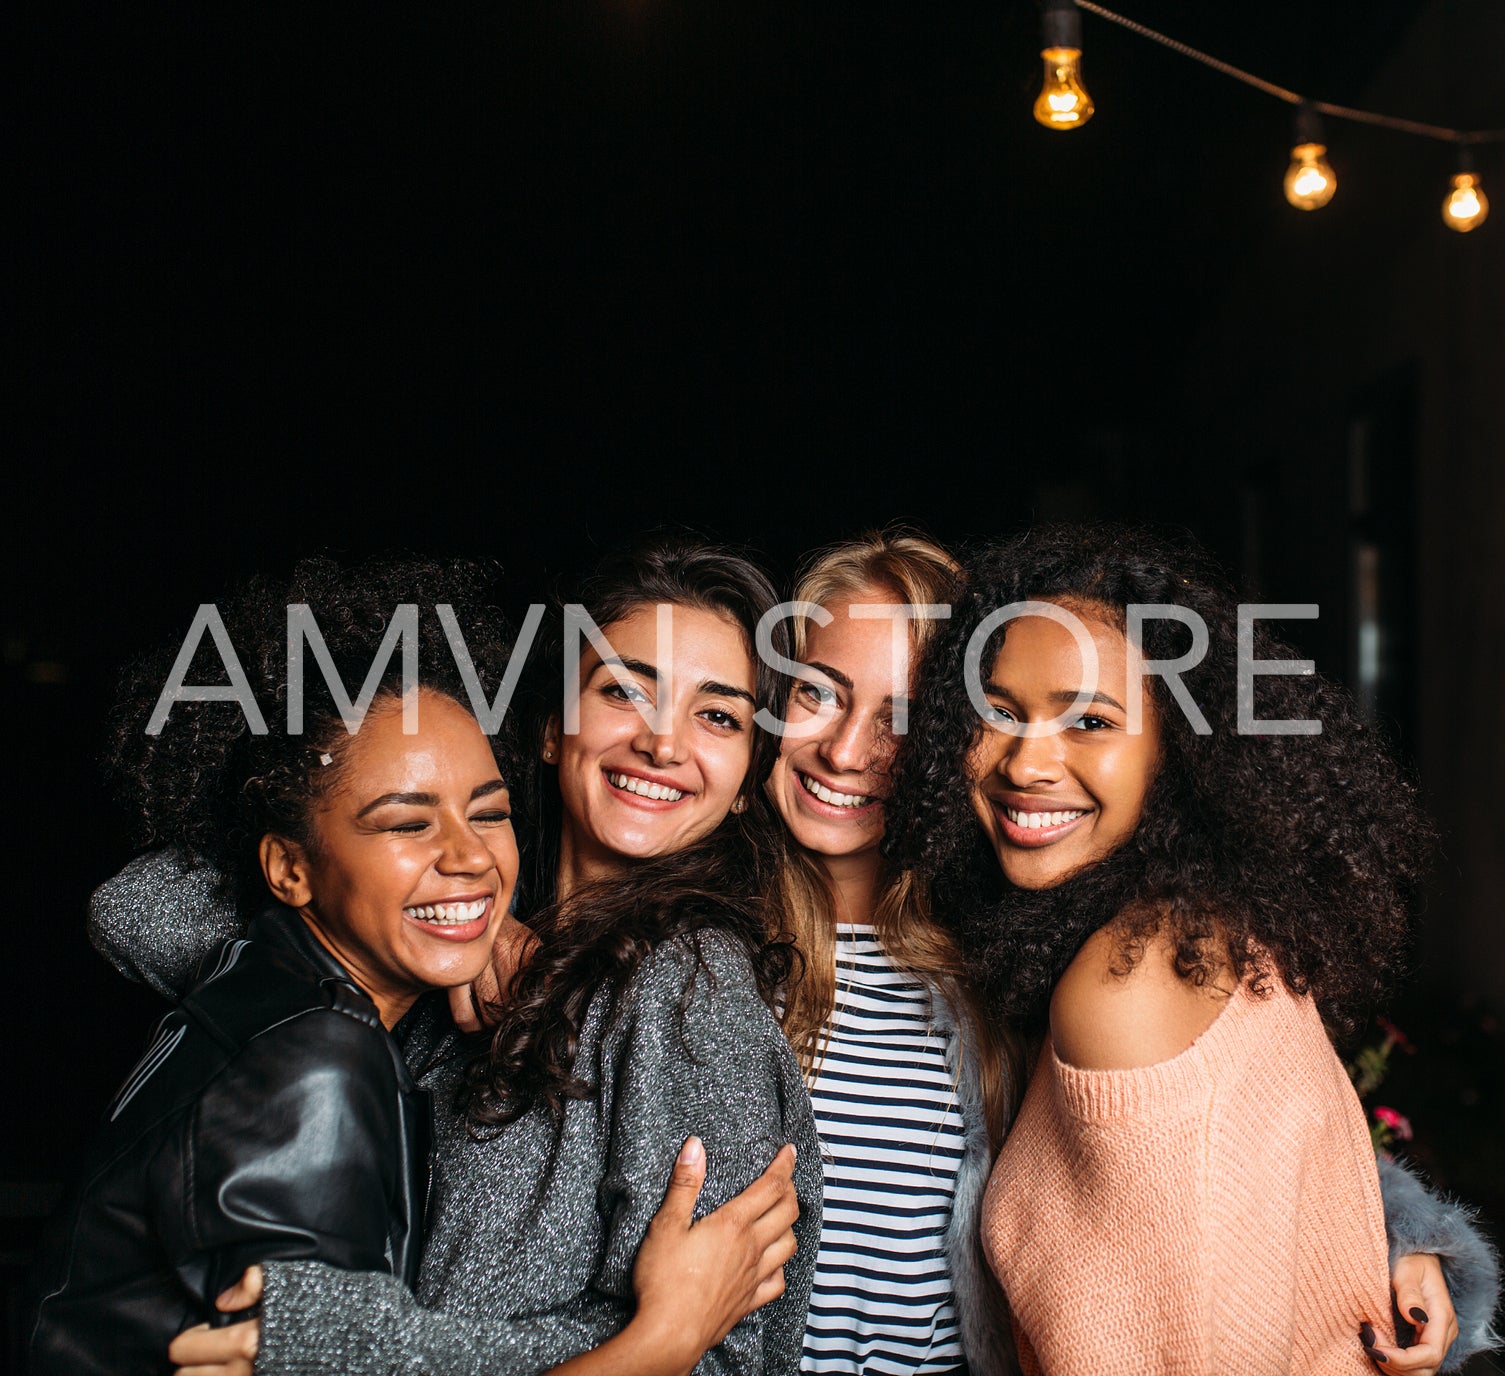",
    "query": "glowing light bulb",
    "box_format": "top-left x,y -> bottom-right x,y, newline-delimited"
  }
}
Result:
1443,171 -> 1489,232
1034,47 -> 1094,130
1034,0 -> 1093,132
1284,141 -> 1337,210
